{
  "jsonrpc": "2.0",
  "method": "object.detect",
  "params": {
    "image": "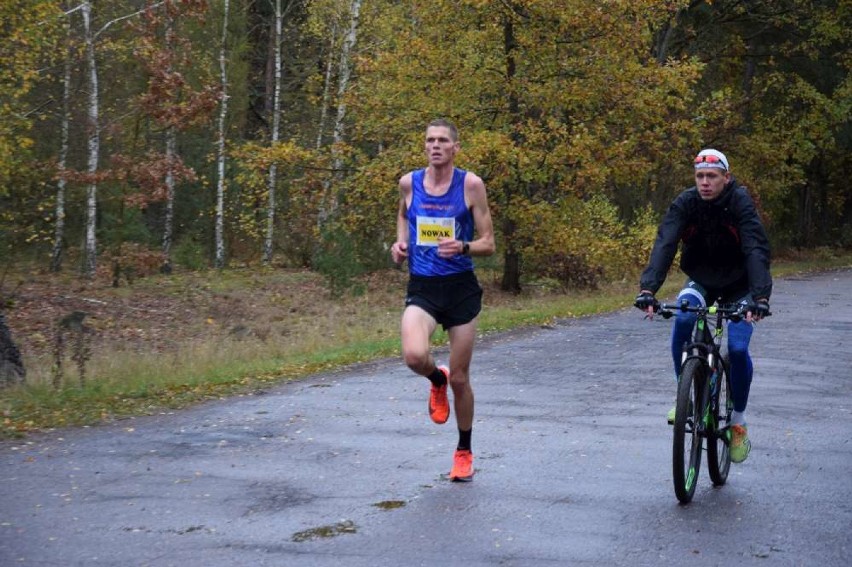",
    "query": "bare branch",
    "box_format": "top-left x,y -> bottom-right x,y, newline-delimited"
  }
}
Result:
96,1 -> 166,39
